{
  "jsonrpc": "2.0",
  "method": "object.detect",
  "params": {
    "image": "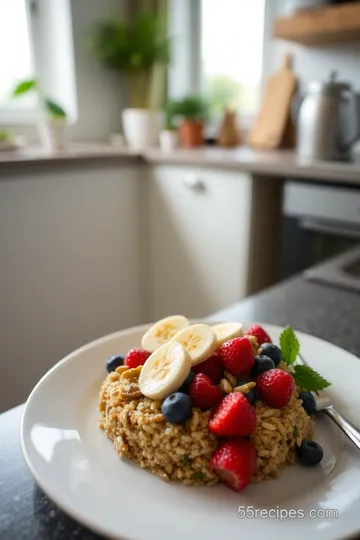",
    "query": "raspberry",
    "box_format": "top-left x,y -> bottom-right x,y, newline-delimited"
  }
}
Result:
245,324 -> 272,345
189,373 -> 224,410
193,353 -> 223,384
124,348 -> 150,369
208,392 -> 256,437
210,438 -> 256,492
256,369 -> 295,408
220,337 -> 254,377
